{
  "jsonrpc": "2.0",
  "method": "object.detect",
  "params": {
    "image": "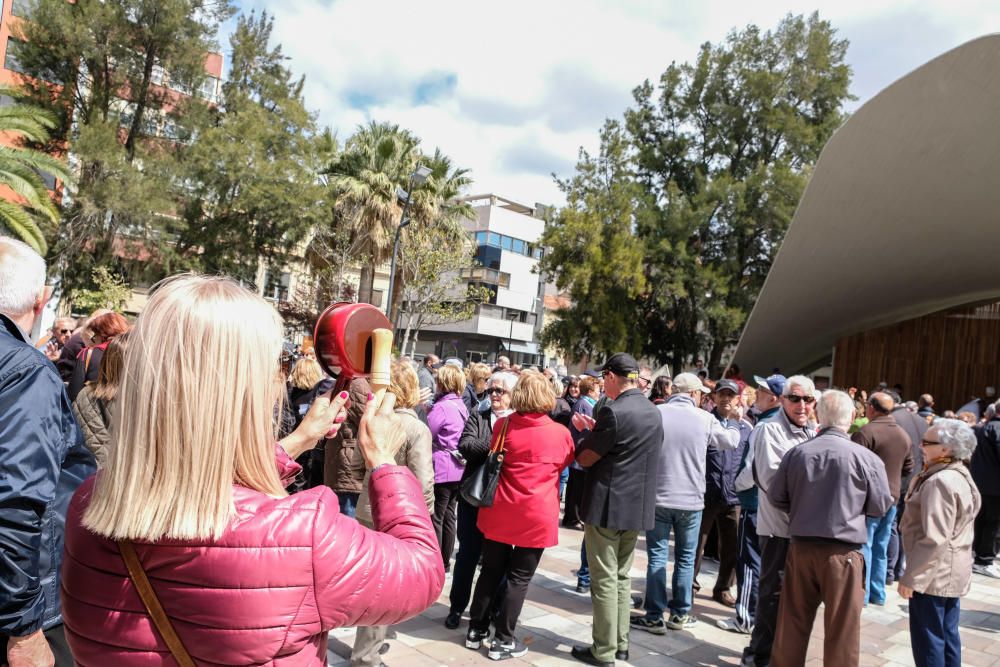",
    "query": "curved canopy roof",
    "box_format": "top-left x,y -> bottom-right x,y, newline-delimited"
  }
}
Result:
733,34 -> 1000,377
